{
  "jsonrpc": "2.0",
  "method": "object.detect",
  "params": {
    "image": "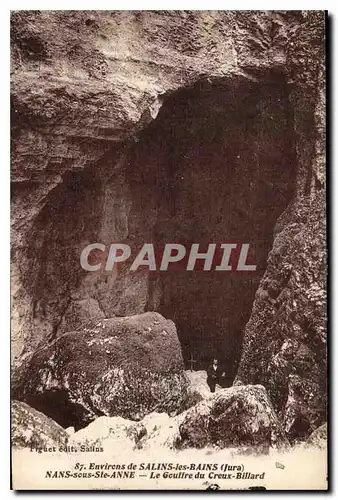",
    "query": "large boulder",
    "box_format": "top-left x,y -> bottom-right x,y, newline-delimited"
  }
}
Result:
177,385 -> 288,451
13,312 -> 188,429
12,400 -> 68,450
306,423 -> 327,449
68,415 -> 144,453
